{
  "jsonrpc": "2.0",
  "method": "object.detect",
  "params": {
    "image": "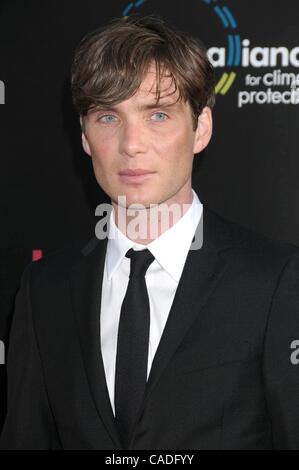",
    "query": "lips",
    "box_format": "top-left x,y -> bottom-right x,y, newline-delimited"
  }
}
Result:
119,169 -> 154,176
118,169 -> 156,184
